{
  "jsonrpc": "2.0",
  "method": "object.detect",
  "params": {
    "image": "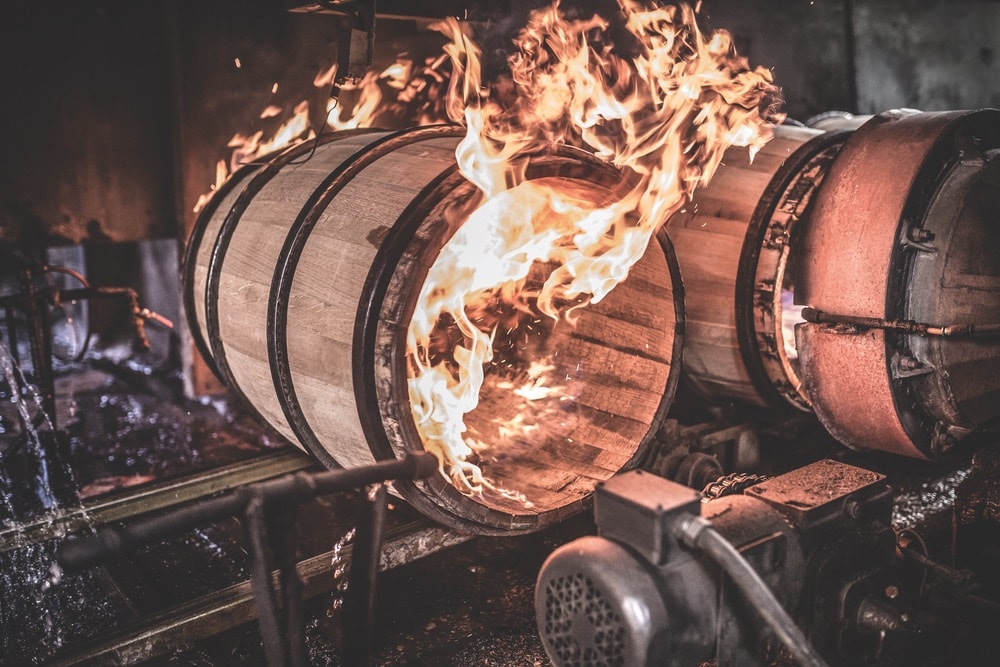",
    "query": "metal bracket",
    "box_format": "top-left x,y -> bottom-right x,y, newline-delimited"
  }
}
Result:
891,353 -> 934,379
